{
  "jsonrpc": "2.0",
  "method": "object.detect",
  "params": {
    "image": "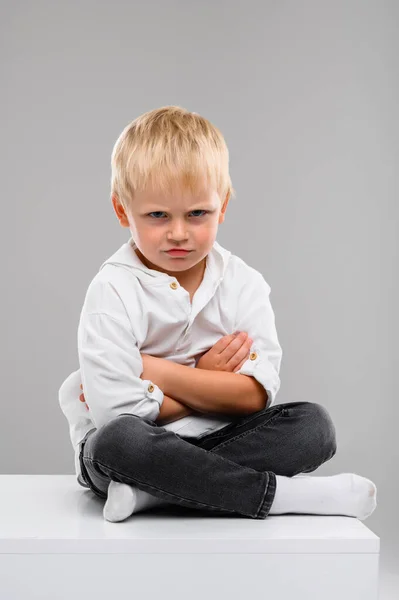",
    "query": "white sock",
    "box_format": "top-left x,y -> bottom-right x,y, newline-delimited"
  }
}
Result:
103,481 -> 171,522
269,473 -> 377,520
